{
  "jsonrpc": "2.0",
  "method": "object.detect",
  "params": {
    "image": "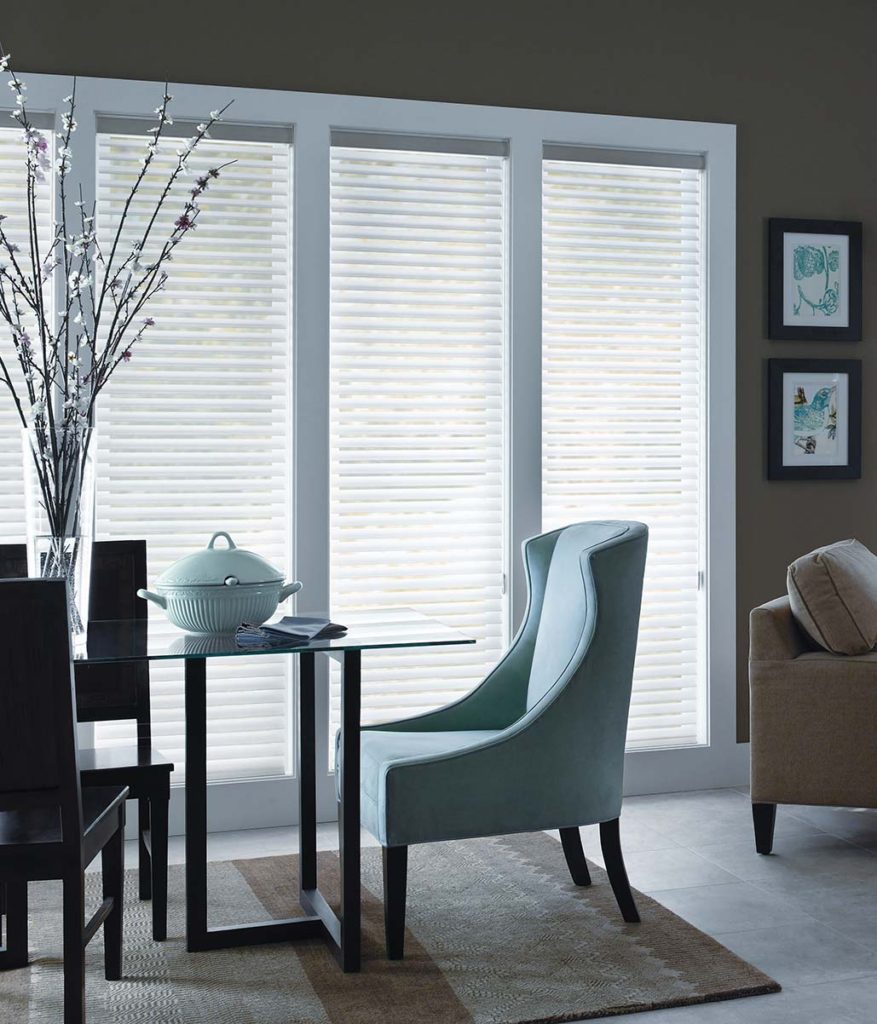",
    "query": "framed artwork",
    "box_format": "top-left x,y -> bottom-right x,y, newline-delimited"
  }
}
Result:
768,218 -> 862,341
768,359 -> 861,479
